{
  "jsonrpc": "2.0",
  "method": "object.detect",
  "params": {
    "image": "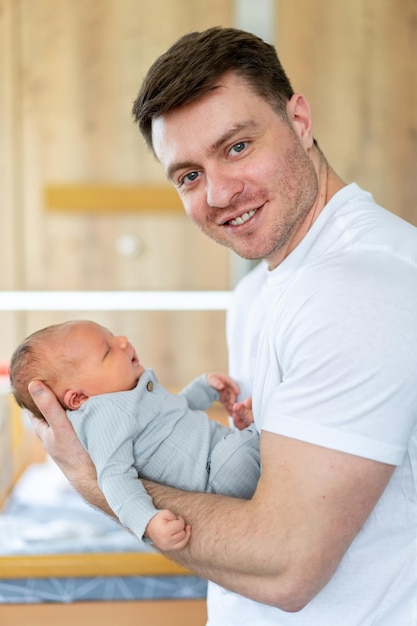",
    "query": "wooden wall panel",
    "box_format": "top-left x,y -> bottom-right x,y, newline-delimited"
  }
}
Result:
18,0 -> 232,291
277,0 -> 417,224
2,0 -> 233,384
0,1 -> 23,358
0,0 -> 15,288
3,1 -> 416,379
